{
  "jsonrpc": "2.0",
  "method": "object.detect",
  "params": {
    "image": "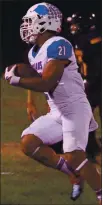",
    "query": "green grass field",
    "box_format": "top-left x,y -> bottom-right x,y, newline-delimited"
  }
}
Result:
1,78 -> 101,205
